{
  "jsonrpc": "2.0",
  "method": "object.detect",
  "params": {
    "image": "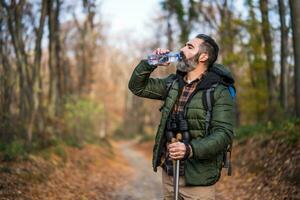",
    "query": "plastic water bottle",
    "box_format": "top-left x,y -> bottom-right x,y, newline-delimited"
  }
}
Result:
147,52 -> 182,65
